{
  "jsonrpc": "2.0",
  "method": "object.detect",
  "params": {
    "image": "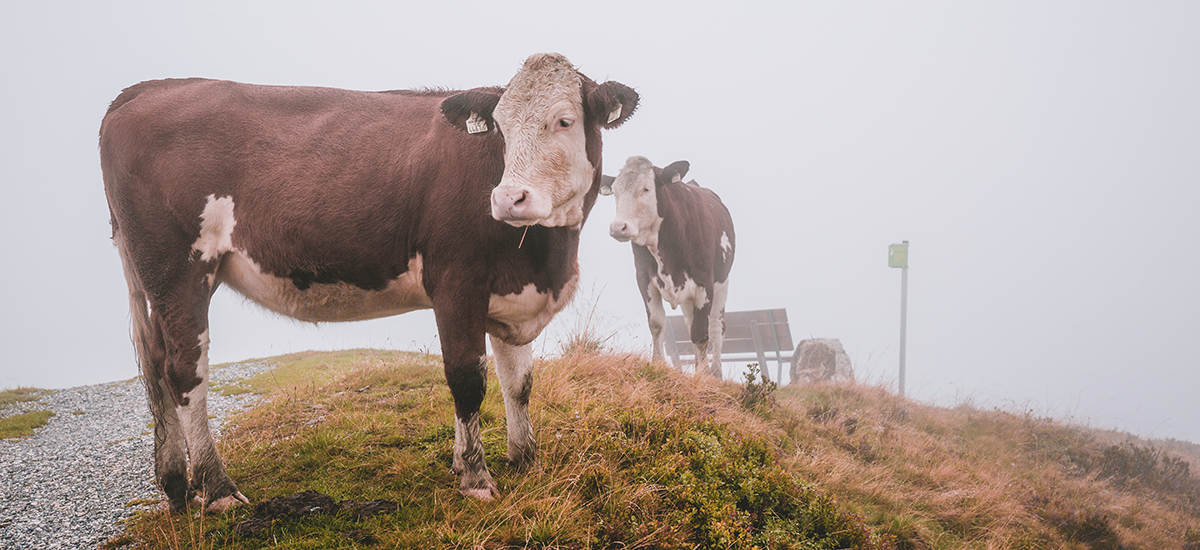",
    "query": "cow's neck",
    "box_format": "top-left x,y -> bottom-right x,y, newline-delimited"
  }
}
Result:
631,216 -> 662,251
